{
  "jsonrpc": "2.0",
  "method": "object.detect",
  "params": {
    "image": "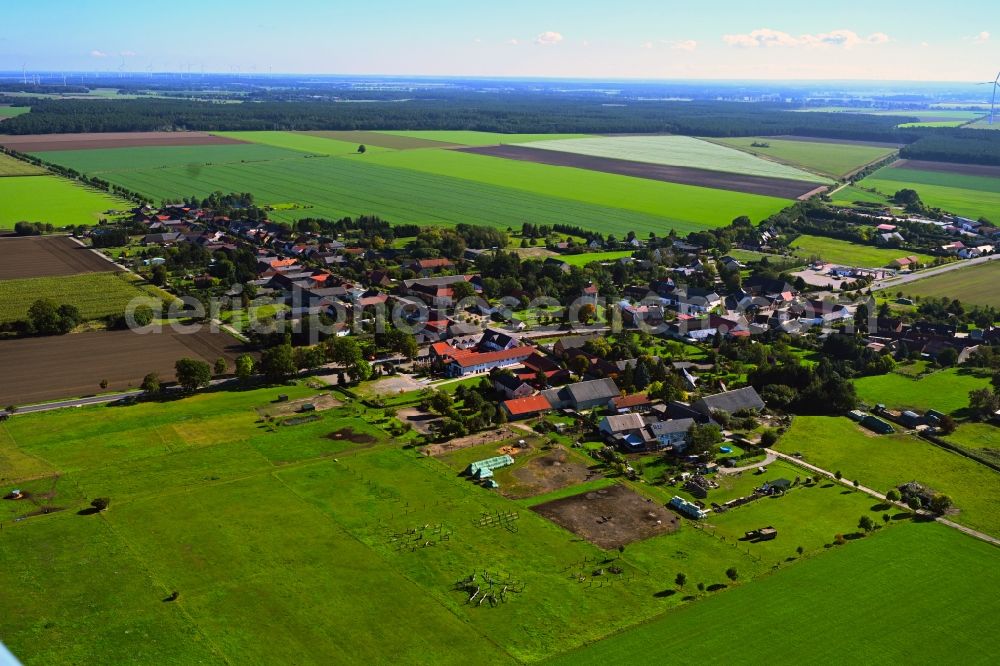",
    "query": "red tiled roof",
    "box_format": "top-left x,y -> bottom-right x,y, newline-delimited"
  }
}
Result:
612,393 -> 652,408
416,258 -> 454,268
450,346 -> 533,368
503,395 -> 552,416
